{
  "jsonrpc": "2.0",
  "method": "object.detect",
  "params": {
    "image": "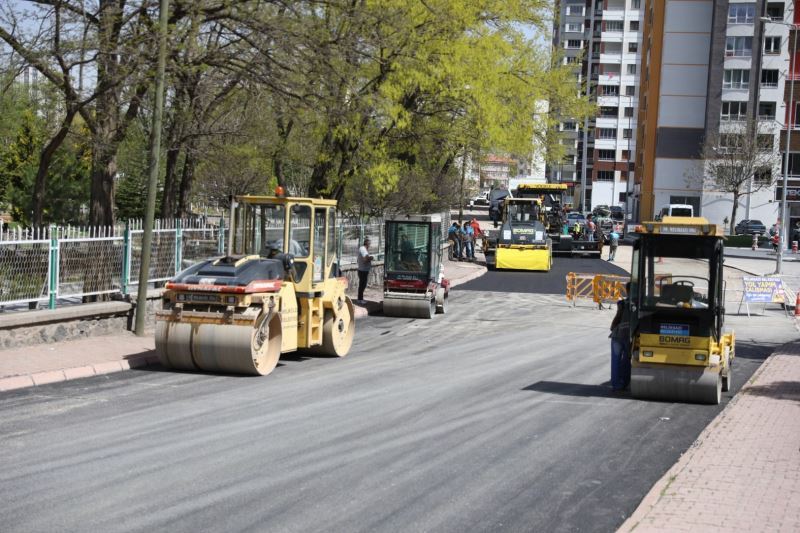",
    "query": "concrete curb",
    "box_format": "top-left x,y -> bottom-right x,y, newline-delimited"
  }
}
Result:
616,343 -> 791,532
0,353 -> 159,393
